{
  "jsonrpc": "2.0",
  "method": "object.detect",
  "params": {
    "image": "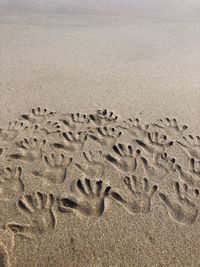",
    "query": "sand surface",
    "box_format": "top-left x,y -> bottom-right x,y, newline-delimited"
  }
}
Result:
0,1 -> 200,266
